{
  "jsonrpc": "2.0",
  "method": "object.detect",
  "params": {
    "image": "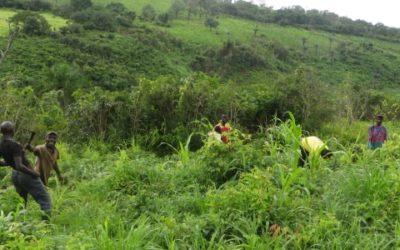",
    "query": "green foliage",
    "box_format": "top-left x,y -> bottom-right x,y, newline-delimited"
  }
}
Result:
47,63 -> 86,105
168,0 -> 185,19
192,41 -> 266,78
68,87 -> 132,143
0,210 -> 51,248
71,8 -> 117,32
0,82 -> 67,141
0,113 -> 400,248
276,66 -> 334,130
204,17 -> 219,31
217,1 -> 400,42
70,0 -> 92,11
59,23 -> 84,35
106,2 -> 136,27
0,28 -> 189,89
0,0 -> 52,11
141,4 -> 156,22
197,131 -> 265,187
62,1 -> 135,31
3,1 -> 400,248
157,12 -> 171,27
9,11 -> 50,36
